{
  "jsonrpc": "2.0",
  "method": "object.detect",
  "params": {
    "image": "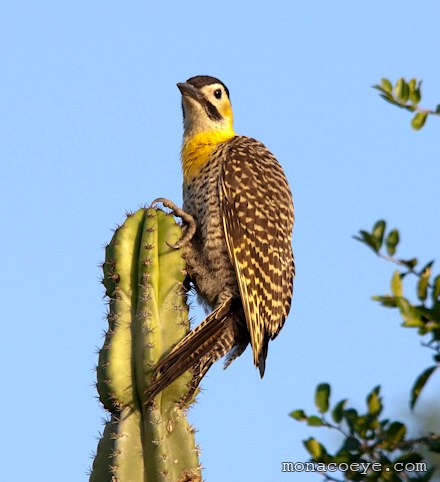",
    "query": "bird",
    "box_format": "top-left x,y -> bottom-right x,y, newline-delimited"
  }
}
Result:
147,75 -> 294,402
